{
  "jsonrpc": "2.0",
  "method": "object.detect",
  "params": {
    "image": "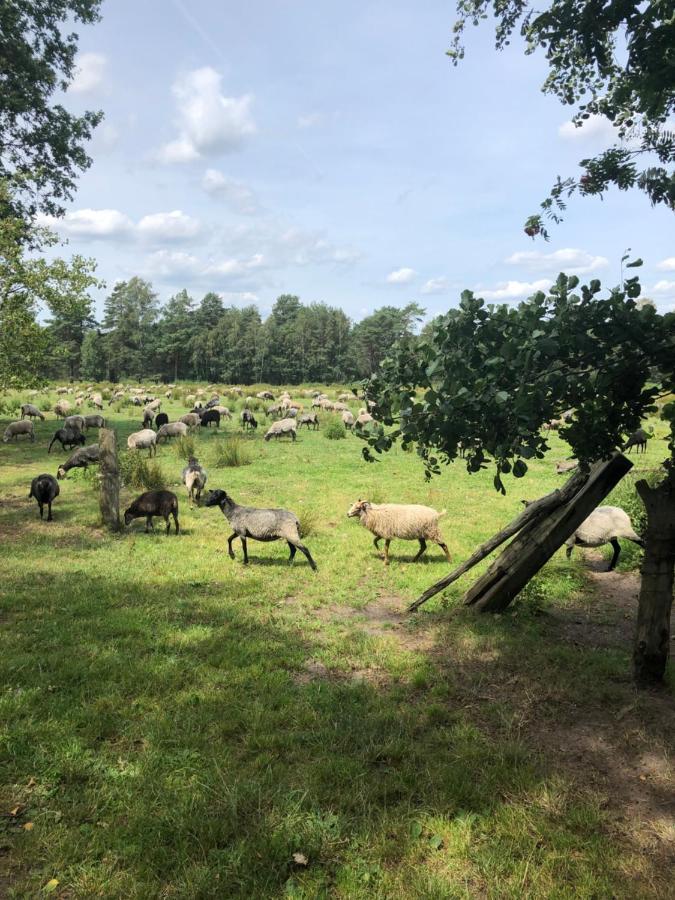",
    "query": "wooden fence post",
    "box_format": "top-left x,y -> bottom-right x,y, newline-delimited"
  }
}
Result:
99,427 -> 120,531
